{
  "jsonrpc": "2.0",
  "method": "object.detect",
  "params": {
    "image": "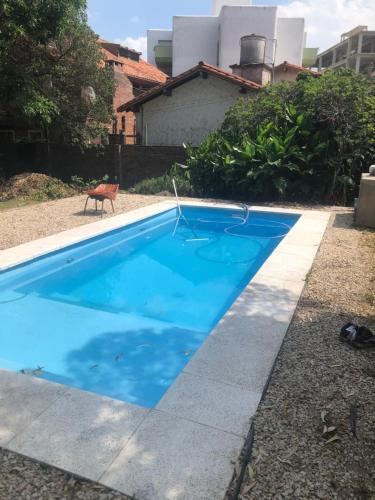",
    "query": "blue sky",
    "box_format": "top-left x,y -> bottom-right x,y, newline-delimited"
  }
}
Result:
88,0 -> 289,40
87,0 -> 375,56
